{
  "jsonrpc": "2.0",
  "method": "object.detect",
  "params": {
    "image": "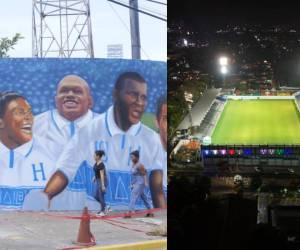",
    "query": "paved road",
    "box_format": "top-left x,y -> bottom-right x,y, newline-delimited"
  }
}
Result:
0,209 -> 167,250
